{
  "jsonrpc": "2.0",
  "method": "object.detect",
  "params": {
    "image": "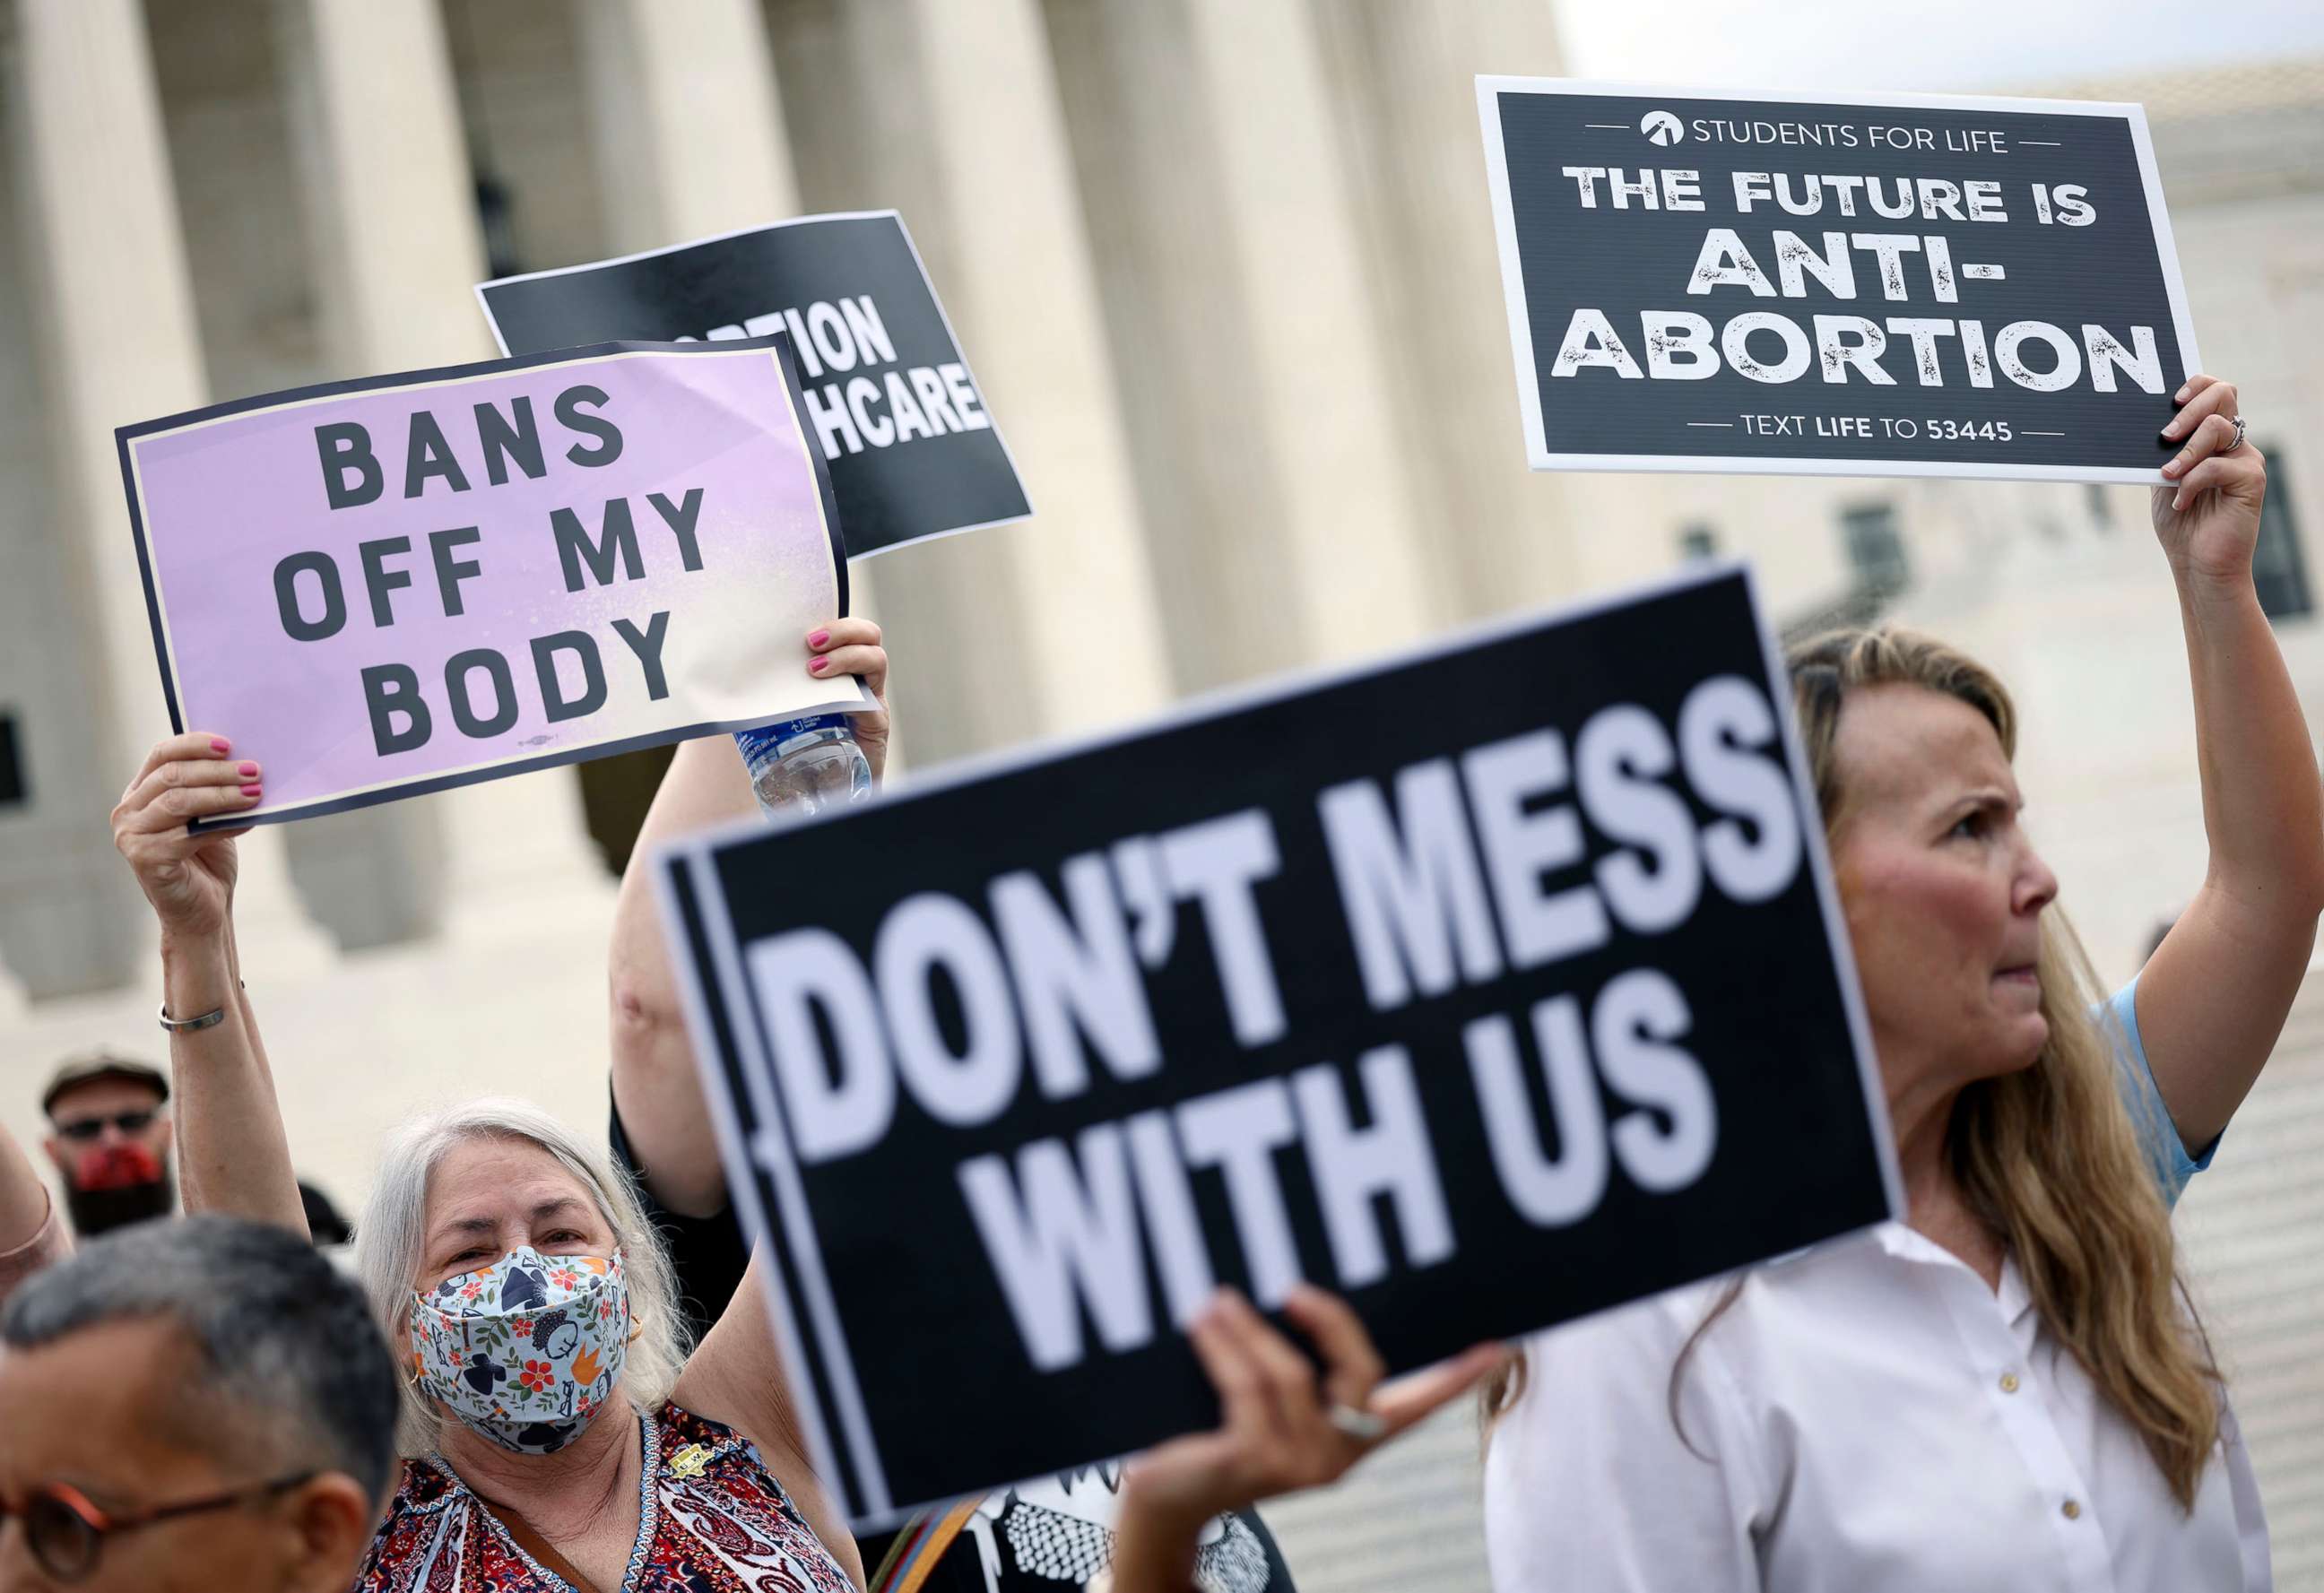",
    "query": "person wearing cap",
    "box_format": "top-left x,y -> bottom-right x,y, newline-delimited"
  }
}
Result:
39,1052 -> 178,1239
39,1051 -> 359,1256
